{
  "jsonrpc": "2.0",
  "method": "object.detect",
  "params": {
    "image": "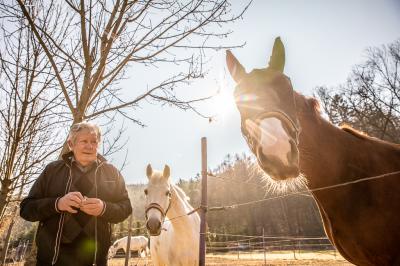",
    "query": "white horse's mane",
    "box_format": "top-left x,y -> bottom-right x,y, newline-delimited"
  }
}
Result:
171,184 -> 194,213
113,237 -> 125,246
